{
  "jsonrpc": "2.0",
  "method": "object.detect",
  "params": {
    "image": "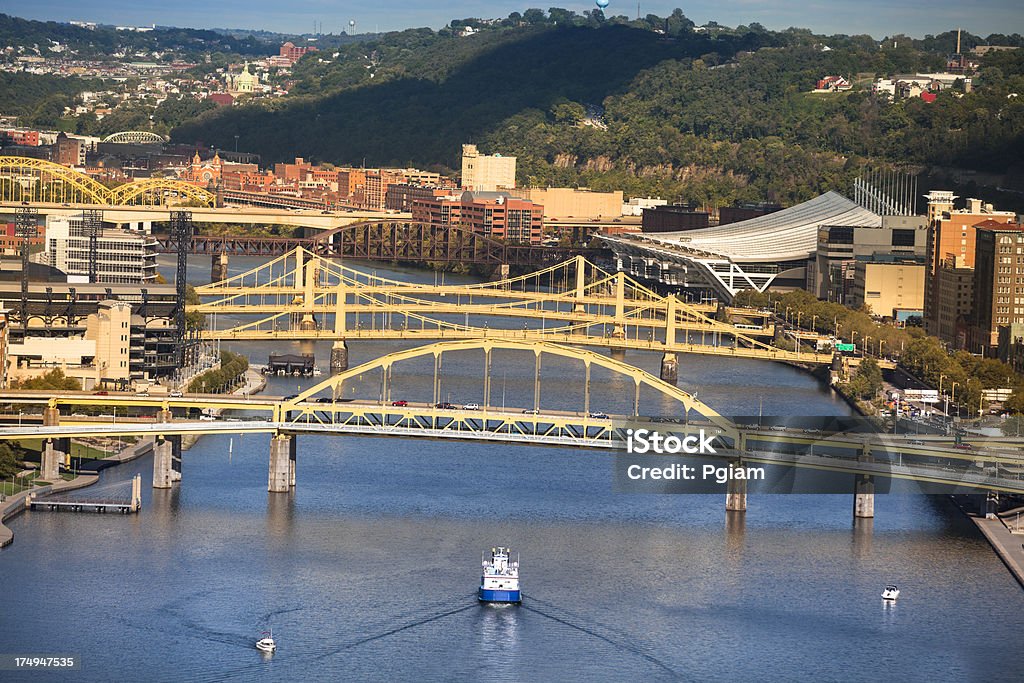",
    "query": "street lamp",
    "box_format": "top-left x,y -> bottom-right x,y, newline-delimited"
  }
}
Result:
951,381 -> 960,418
785,306 -> 792,323
864,335 -> 872,357
878,339 -> 885,357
